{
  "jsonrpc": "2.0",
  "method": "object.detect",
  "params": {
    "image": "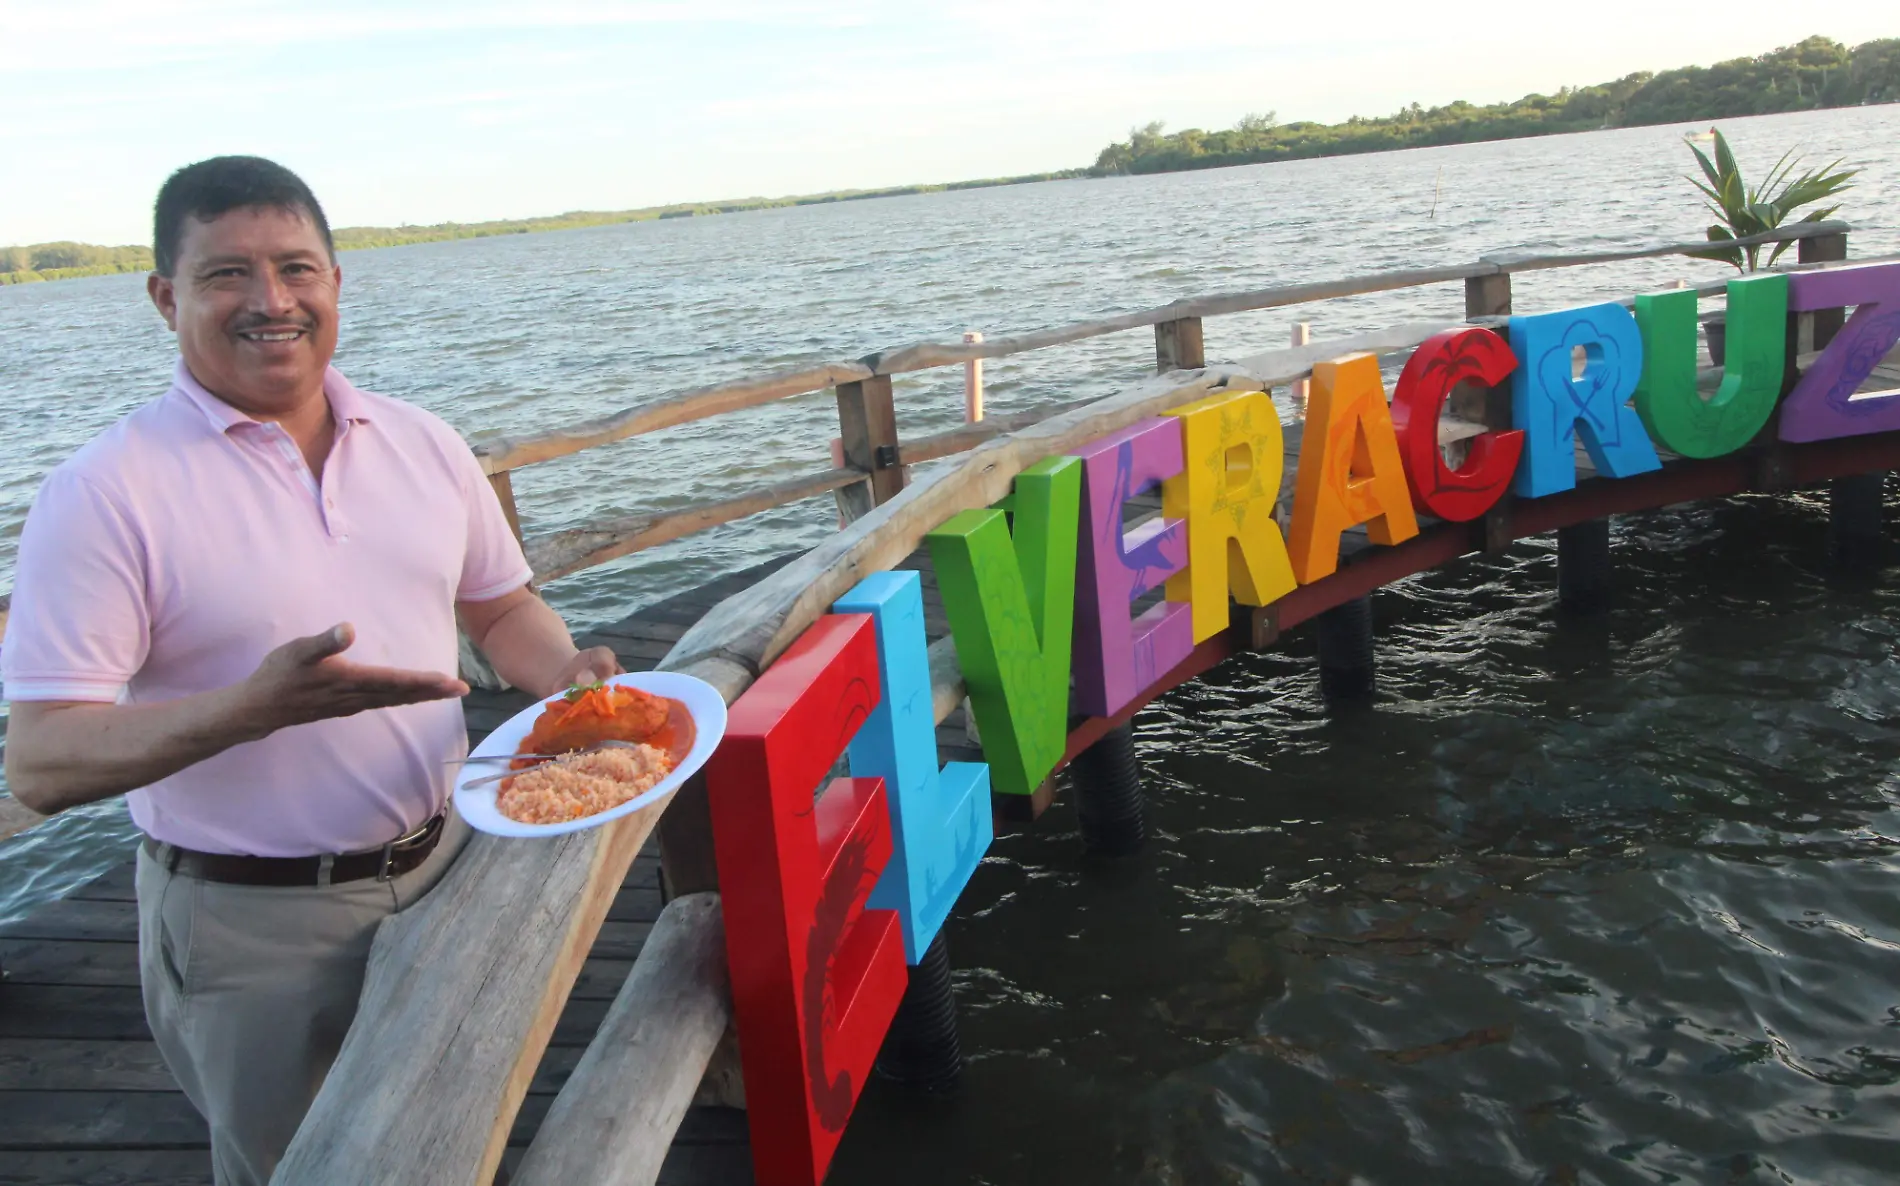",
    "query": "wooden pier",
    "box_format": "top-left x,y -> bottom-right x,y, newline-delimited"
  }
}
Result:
3,221 -> 1899,1185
